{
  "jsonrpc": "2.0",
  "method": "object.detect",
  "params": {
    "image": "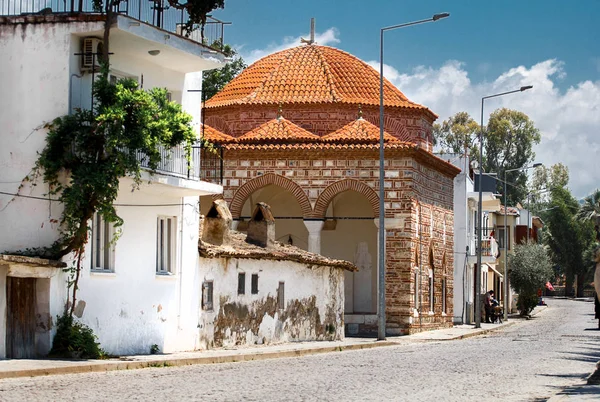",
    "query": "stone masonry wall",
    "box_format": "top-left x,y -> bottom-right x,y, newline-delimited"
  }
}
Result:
218,147 -> 455,334
204,103 -> 435,151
